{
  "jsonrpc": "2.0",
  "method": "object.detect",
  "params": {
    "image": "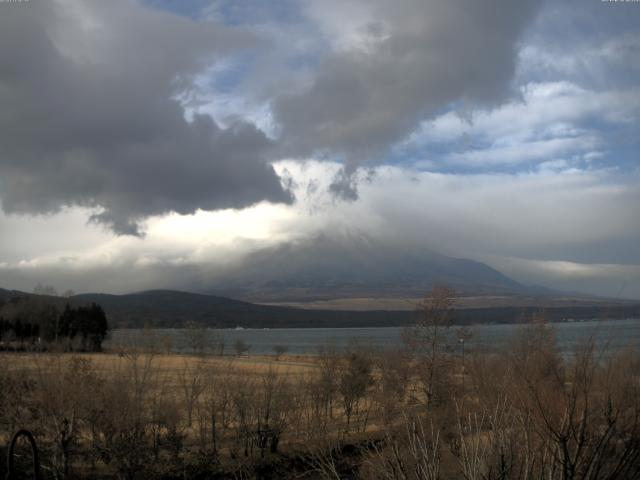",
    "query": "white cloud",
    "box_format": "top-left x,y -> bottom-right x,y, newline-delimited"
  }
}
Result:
403,81 -> 640,170
2,161 -> 637,297
484,256 -> 640,299
443,136 -> 600,168
518,32 -> 640,83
